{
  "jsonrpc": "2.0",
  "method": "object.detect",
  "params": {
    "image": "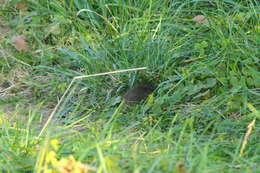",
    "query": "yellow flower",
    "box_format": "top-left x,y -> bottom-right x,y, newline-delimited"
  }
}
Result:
50,139 -> 59,151
46,151 -> 59,166
55,155 -> 96,173
43,168 -> 54,173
